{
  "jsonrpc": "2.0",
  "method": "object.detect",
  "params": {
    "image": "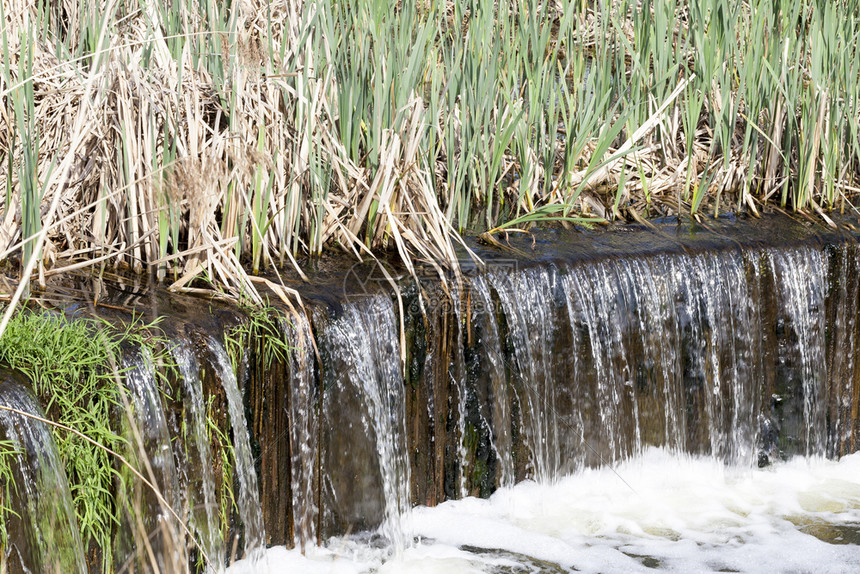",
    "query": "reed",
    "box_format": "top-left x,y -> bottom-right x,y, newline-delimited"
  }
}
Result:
0,0 -> 858,305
